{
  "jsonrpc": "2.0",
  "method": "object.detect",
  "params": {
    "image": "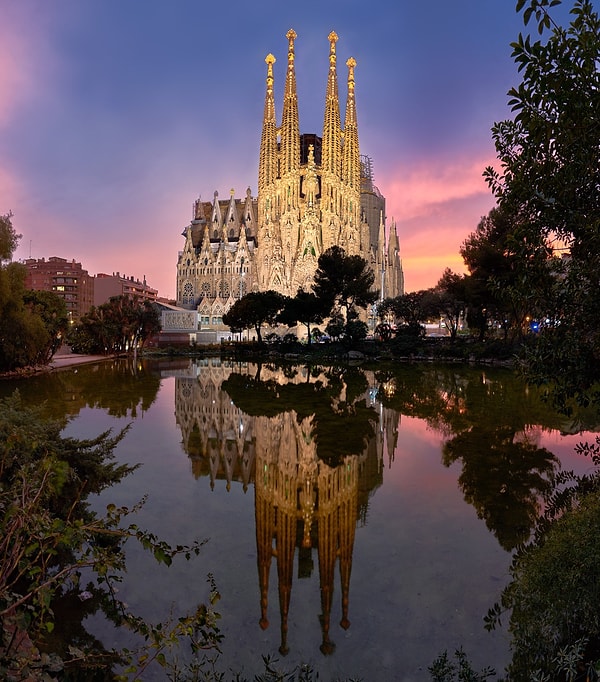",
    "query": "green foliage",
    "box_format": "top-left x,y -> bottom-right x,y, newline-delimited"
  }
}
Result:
0,392 -> 218,680
22,289 -> 69,364
69,296 -> 161,355
429,648 -> 496,681
484,431 -> 600,680
484,0 -> 600,398
0,262 -> 54,372
0,211 -> 20,262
